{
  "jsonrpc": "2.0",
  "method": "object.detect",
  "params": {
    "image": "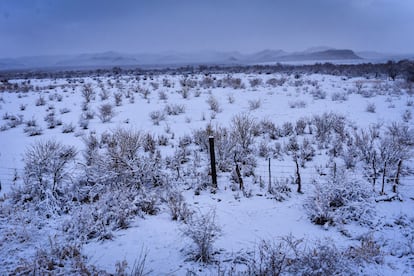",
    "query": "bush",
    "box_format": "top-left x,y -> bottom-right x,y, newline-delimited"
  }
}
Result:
149,110 -> 166,125
305,170 -> 374,226
14,140 -> 77,216
206,95 -> 221,113
366,102 -> 376,113
182,209 -> 221,263
166,190 -> 193,222
98,103 -> 115,123
248,99 -> 261,110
